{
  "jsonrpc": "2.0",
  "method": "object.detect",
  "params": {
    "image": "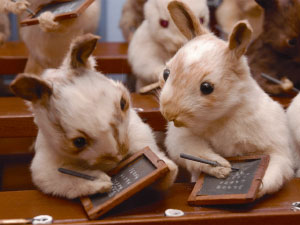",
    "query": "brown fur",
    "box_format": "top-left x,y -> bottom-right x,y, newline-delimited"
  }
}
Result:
247,0 -> 300,94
